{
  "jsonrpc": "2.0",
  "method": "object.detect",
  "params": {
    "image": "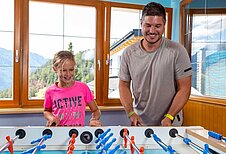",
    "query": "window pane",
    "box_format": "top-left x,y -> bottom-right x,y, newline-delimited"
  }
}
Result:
108,7 -> 142,99
0,0 -> 14,31
29,1 -> 96,99
191,14 -> 226,98
64,5 -> 96,37
0,0 -> 14,99
29,2 -> 63,35
222,16 -> 226,42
